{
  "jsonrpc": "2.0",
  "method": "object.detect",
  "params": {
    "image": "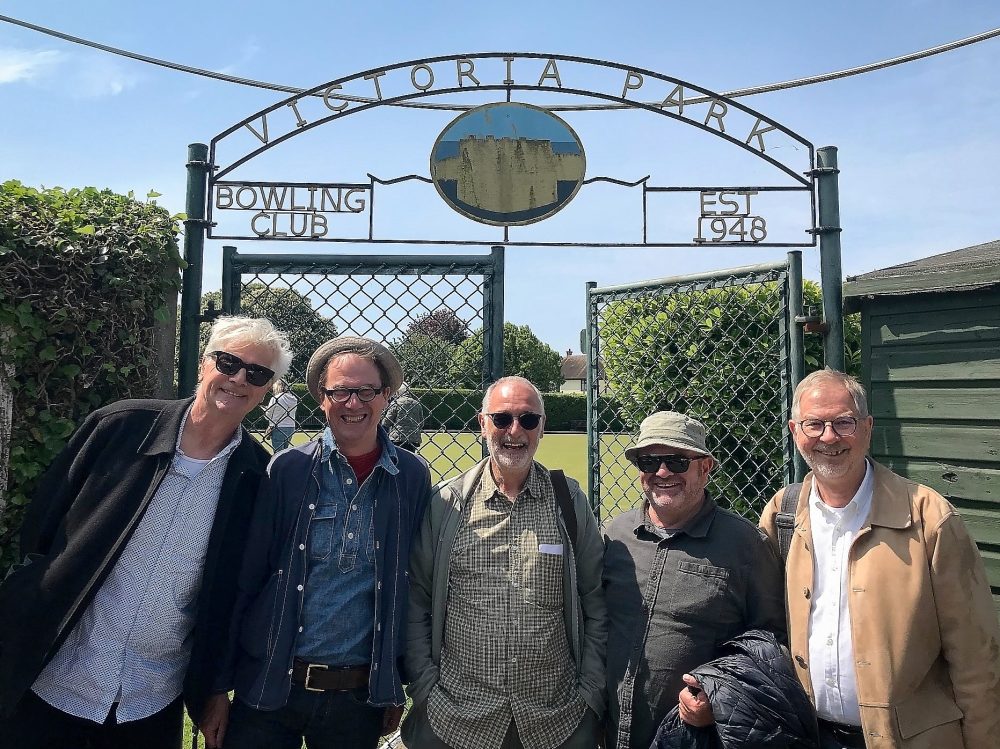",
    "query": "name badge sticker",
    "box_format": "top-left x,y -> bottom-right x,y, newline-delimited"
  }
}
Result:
539,543 -> 564,555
